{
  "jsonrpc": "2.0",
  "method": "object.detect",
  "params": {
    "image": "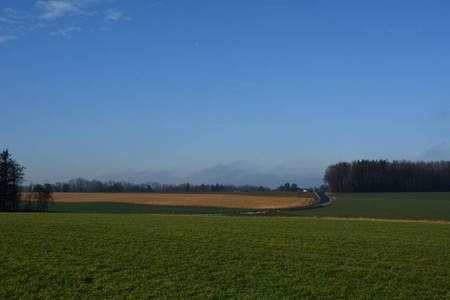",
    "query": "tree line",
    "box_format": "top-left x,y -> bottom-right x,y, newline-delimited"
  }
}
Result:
22,179 -> 237,193
22,178 -> 310,193
3,149 -> 313,199
275,182 -> 312,191
324,159 -> 450,193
